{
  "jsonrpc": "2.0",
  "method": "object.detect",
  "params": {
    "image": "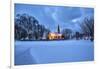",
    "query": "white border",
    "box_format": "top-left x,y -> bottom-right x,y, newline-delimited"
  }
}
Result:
14,0 -> 95,8
11,0 -> 95,69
